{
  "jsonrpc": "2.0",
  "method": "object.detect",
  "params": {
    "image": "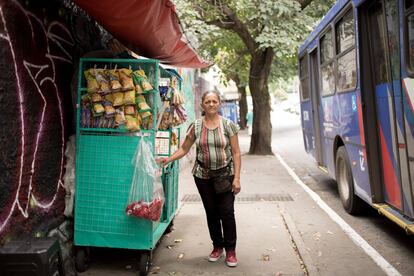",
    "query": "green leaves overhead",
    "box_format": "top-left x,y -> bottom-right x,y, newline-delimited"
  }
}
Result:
176,0 -> 333,81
